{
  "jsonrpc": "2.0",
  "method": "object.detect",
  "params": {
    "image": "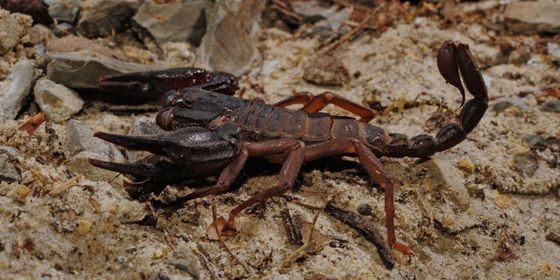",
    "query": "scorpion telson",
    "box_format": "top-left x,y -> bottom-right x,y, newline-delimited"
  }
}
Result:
89,41 -> 488,257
